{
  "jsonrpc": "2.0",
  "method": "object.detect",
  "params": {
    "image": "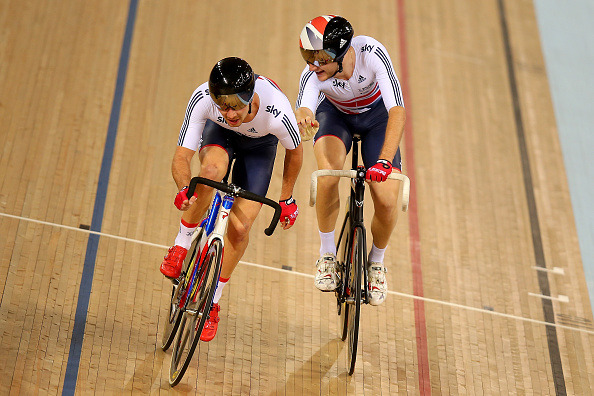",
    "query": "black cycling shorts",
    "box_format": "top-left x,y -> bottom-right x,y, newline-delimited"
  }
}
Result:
200,120 -> 278,196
